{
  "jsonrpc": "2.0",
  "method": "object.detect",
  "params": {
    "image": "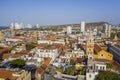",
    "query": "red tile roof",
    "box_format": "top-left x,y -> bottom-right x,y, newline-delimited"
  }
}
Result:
36,58 -> 52,75
0,70 -> 13,80
94,44 -> 102,54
